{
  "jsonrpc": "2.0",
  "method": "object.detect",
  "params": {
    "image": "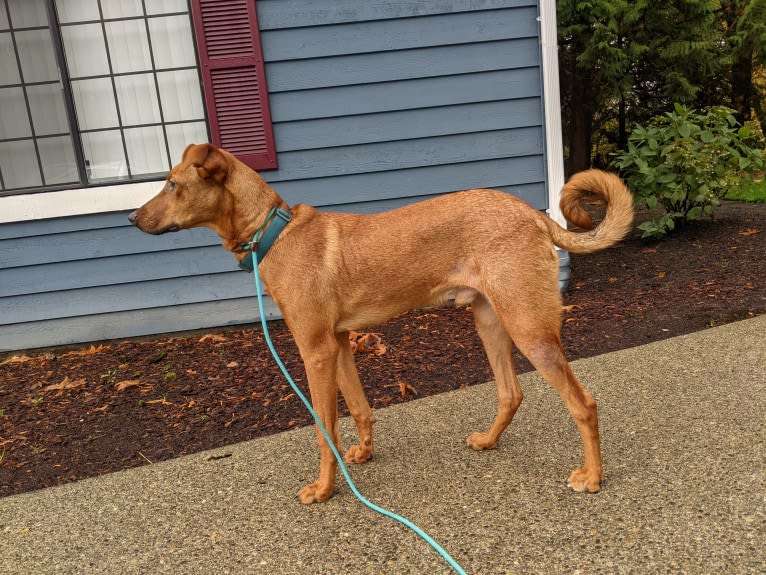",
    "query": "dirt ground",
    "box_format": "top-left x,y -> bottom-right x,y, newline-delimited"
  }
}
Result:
1,201 -> 764,497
